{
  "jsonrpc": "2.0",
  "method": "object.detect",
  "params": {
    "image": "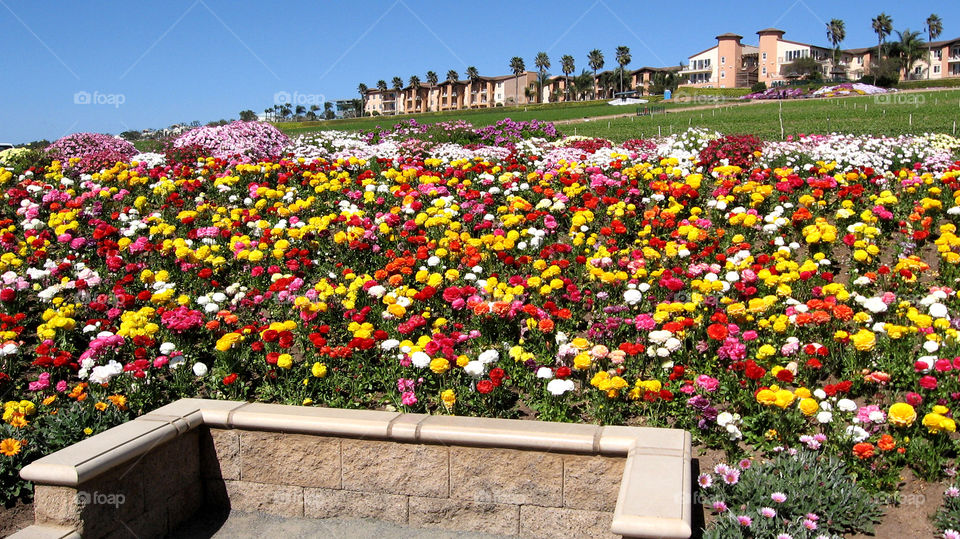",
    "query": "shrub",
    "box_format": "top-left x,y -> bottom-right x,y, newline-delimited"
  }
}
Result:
700,450 -> 883,538
171,121 -> 290,162
750,81 -> 768,93
45,133 -> 137,174
0,148 -> 51,173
